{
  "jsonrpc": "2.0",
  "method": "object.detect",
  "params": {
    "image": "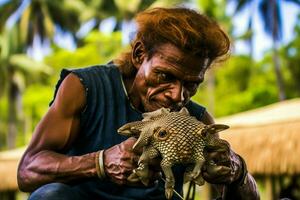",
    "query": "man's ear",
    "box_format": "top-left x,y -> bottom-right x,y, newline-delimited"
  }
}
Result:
132,41 -> 146,69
